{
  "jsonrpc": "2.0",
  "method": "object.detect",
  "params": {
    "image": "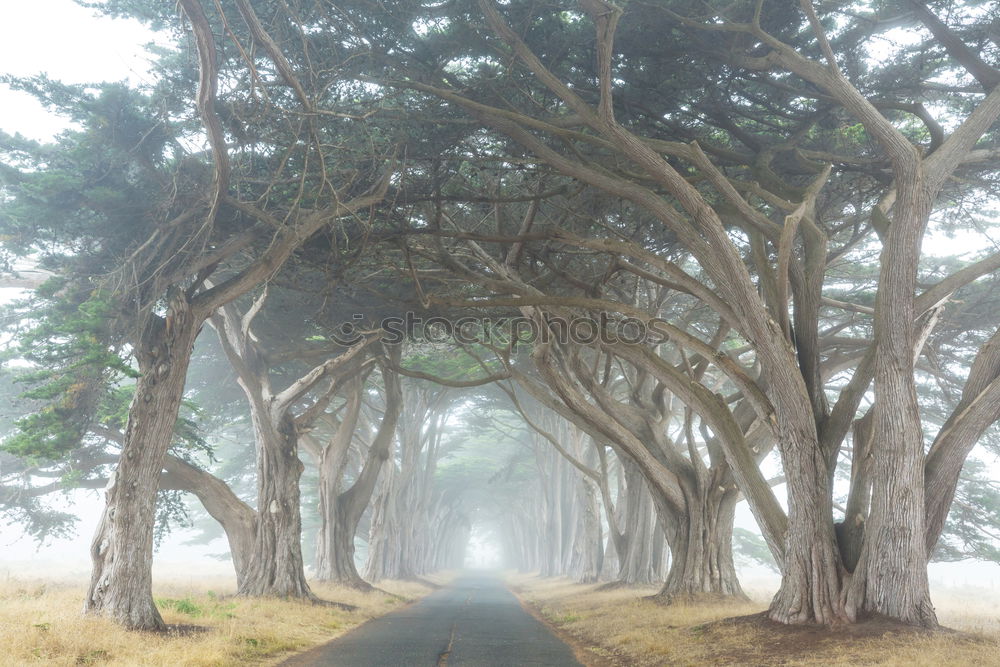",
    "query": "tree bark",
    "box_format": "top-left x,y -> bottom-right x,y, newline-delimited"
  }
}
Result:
323,499 -> 372,589
363,385 -> 450,582
616,460 -> 660,585
85,298 -> 200,631
655,487 -> 745,601
313,380 -> 365,582
766,440 -> 847,624
572,475 -> 603,583
319,354 -> 403,588
362,460 -> 400,582
238,410 -> 314,598
847,176 -> 937,626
